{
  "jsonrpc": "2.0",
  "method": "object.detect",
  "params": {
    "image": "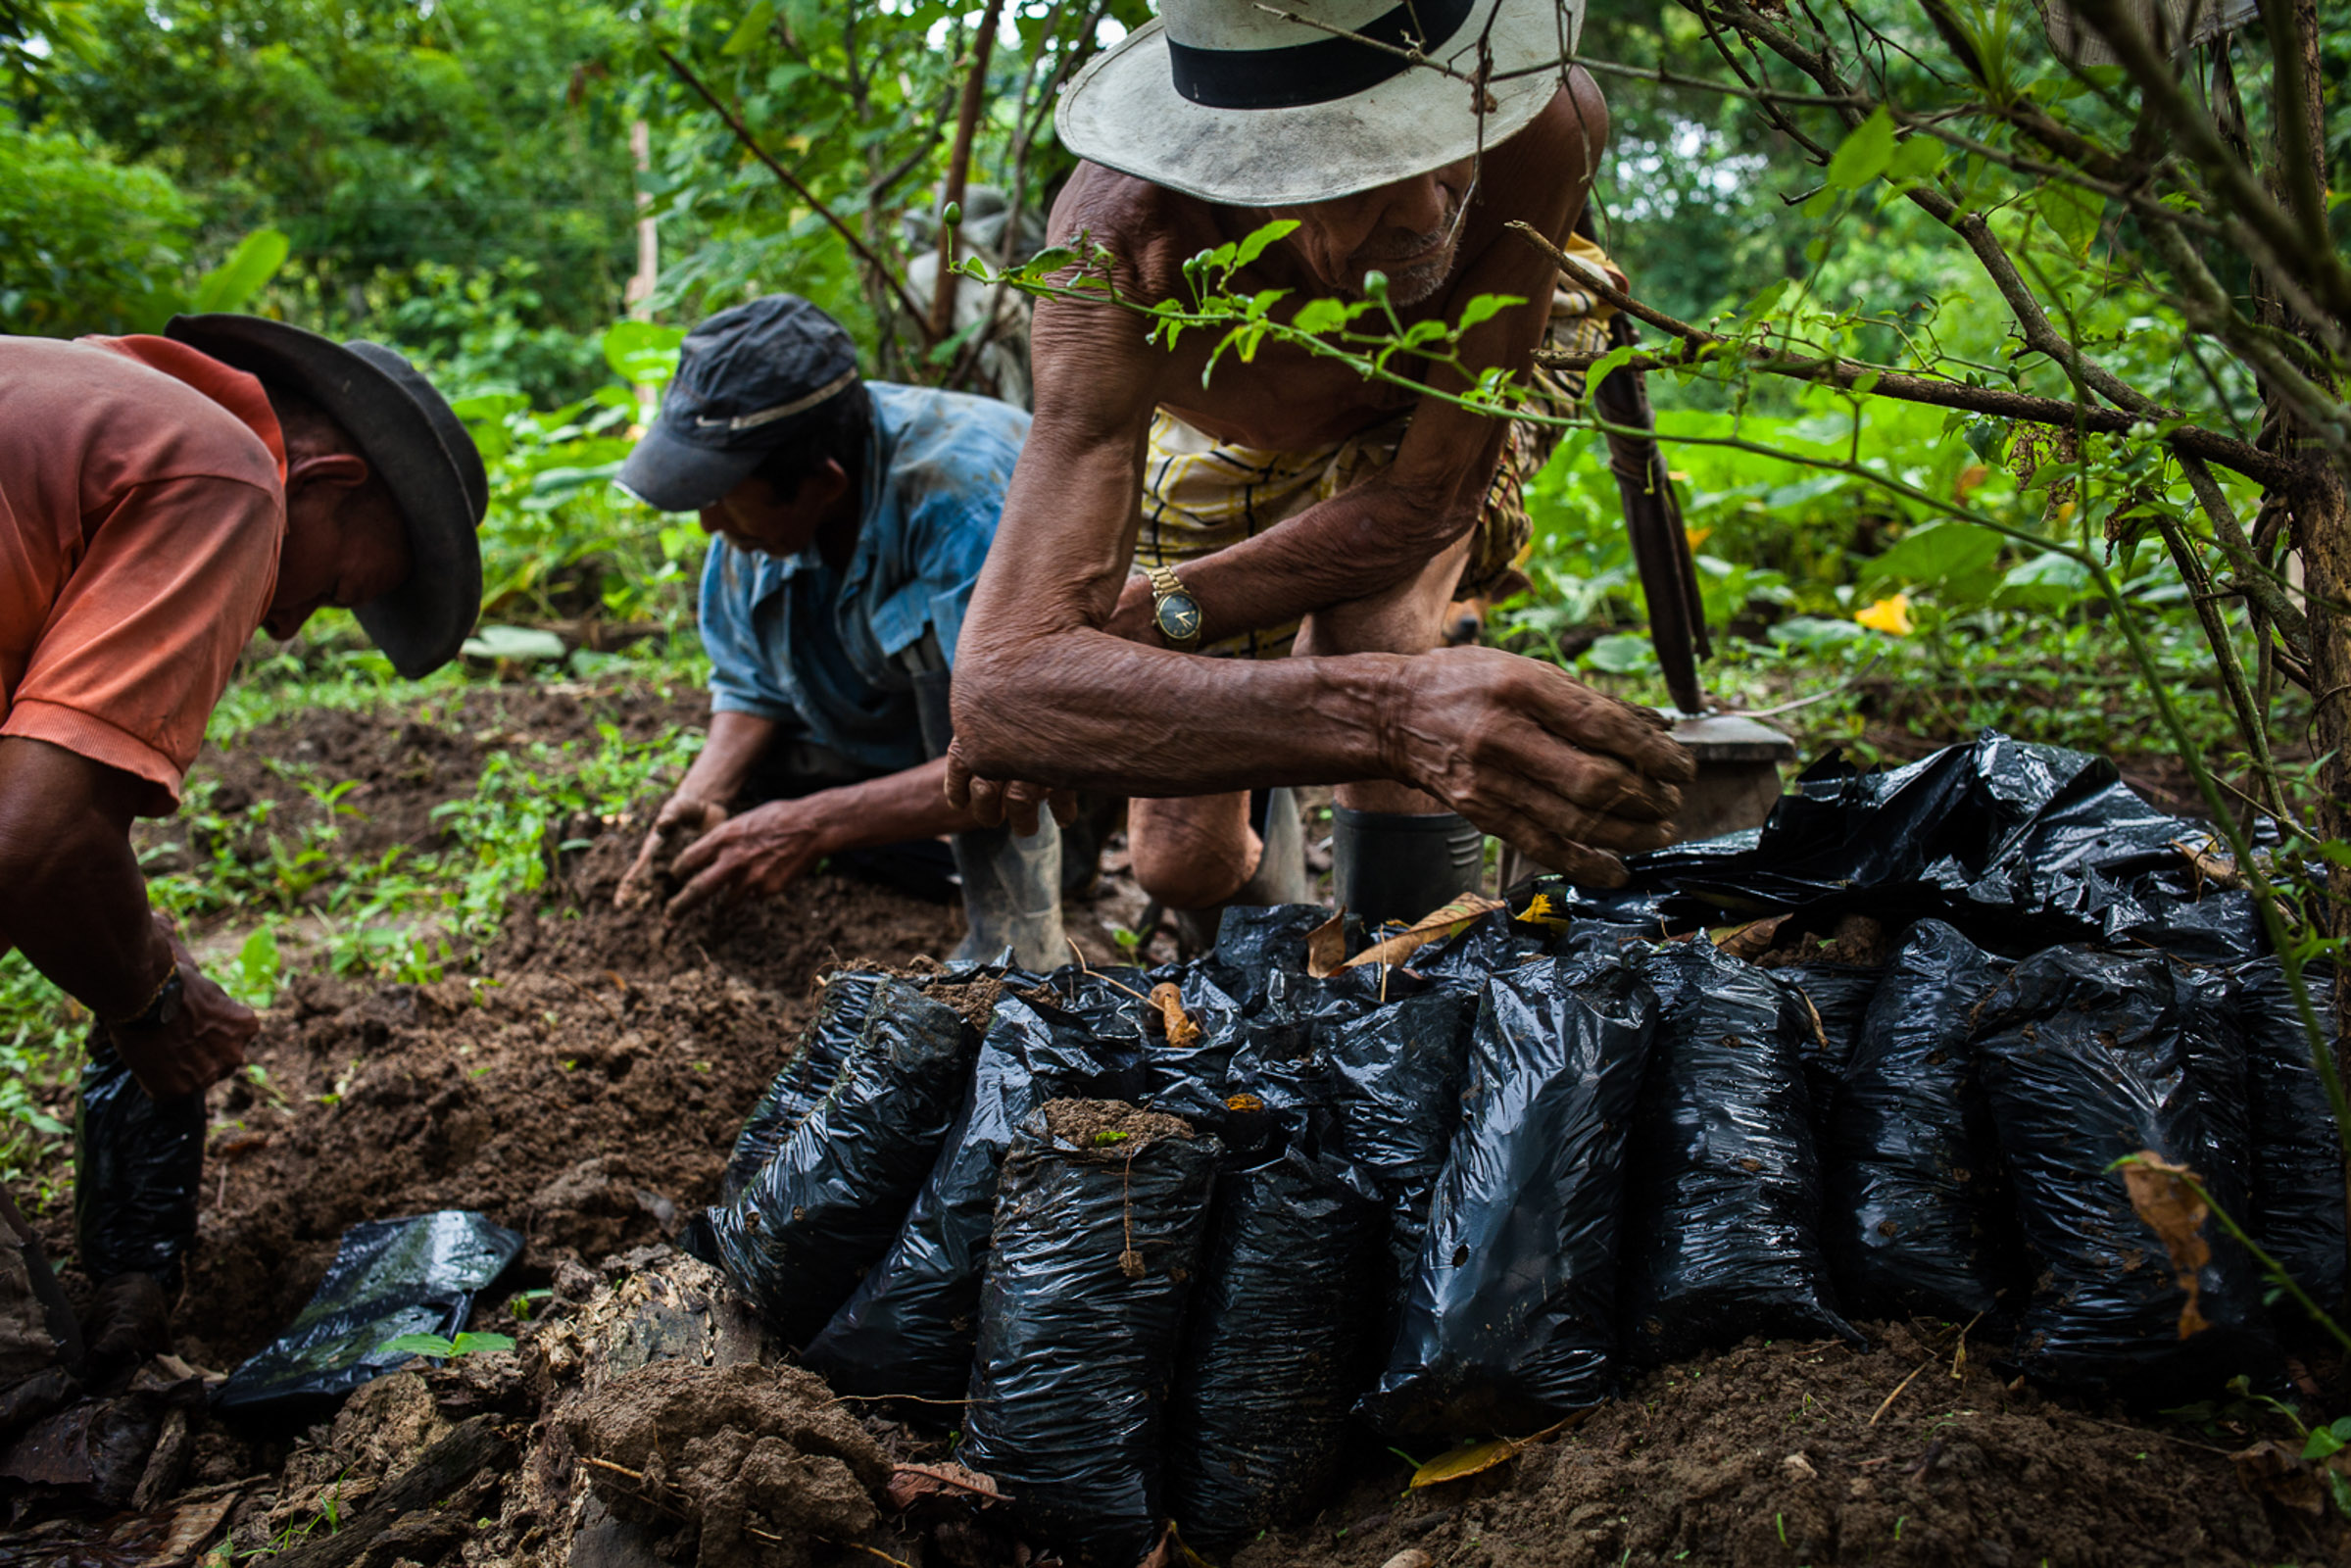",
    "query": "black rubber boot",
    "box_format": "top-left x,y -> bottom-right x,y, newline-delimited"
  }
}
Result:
1330,807 -> 1486,928
912,669 -> 1067,971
